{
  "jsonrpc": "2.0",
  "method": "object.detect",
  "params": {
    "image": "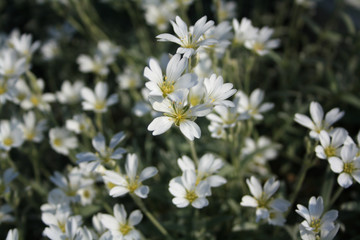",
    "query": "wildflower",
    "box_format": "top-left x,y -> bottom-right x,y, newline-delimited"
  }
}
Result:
0,49 -> 27,78
81,81 -> 118,113
0,168 -> 18,196
169,170 -> 210,208
0,119 -> 24,151
92,213 -> 107,237
6,229 -> 18,240
100,204 -> 143,240
148,89 -> 212,140
12,78 -> 31,105
315,128 -> 348,160
244,26 -> 280,56
8,32 -> 40,60
204,21 -> 233,57
103,153 -> 158,198
157,16 -> 217,58
236,89 -> 274,120
144,54 -> 197,98
77,54 -> 109,76
242,136 -> 280,165
56,80 -> 84,104
66,114 -> 92,135
203,73 -> 236,107
177,154 -> 227,188
43,216 -> 83,240
49,127 -> 78,155
21,78 -> 56,112
20,111 -> 47,142
96,40 -> 120,65
241,176 -> 290,226
41,188 -> 71,214
232,18 -> 258,45
76,131 -> 126,171
0,77 -> 17,104
329,143 -> 360,188
216,0 -> 237,21
296,196 -> 339,240
208,121 -> 227,139
78,185 -> 96,206
41,39 -> 59,60
117,67 -> 142,90
144,2 -> 177,31
294,101 -> 344,139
